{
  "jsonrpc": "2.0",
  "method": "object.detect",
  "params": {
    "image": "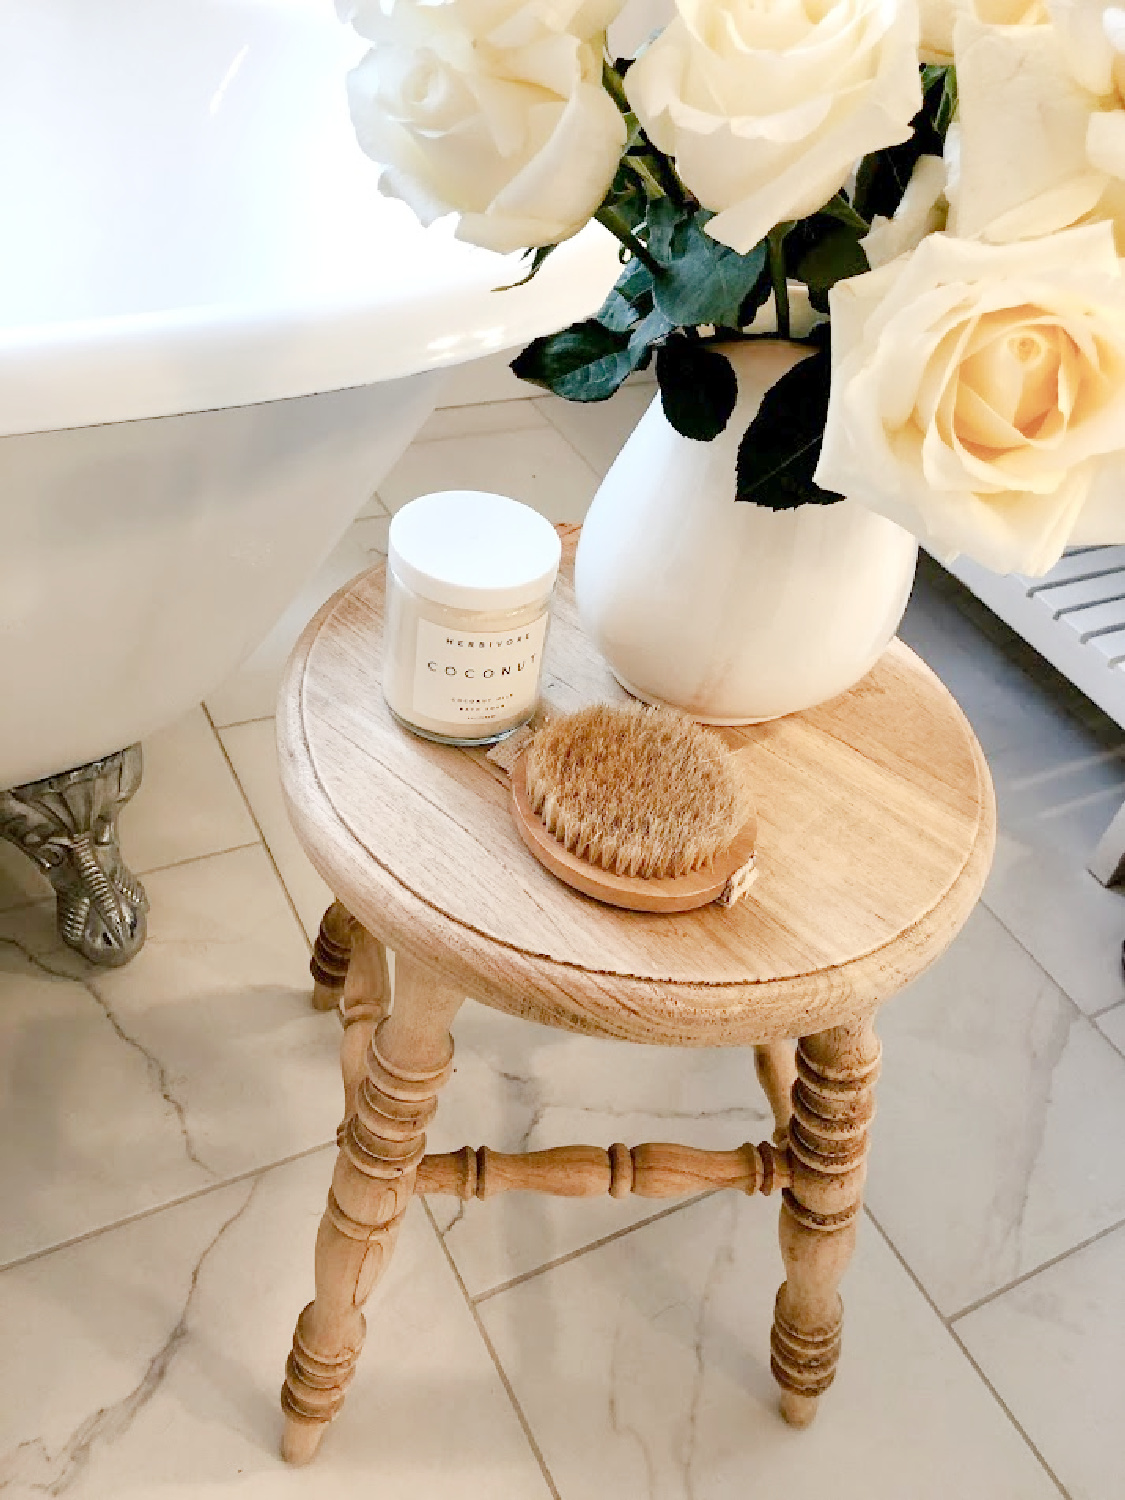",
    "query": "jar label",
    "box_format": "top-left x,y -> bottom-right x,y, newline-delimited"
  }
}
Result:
412,613 -> 549,728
